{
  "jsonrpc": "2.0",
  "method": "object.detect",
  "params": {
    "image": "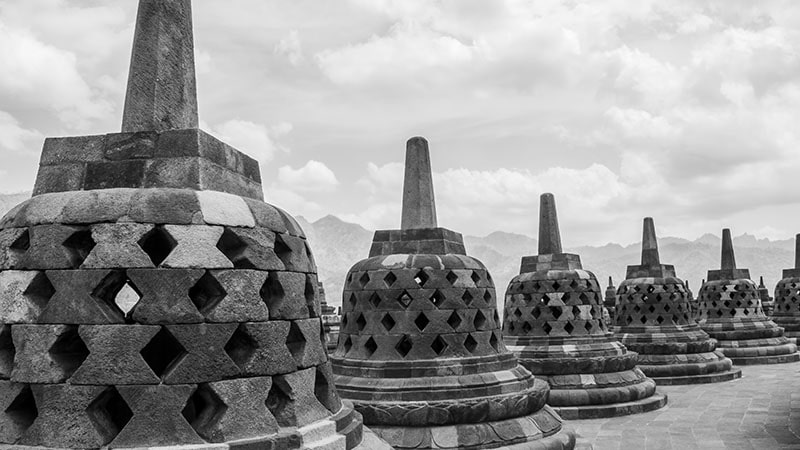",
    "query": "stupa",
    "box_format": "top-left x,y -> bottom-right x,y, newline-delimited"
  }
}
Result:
770,234 -> 800,342
502,194 -> 666,419
613,218 -> 741,384
603,276 -> 617,323
0,1 -> 363,447
696,229 -> 799,365
319,282 -> 342,352
330,138 -> 575,449
757,276 -> 774,316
